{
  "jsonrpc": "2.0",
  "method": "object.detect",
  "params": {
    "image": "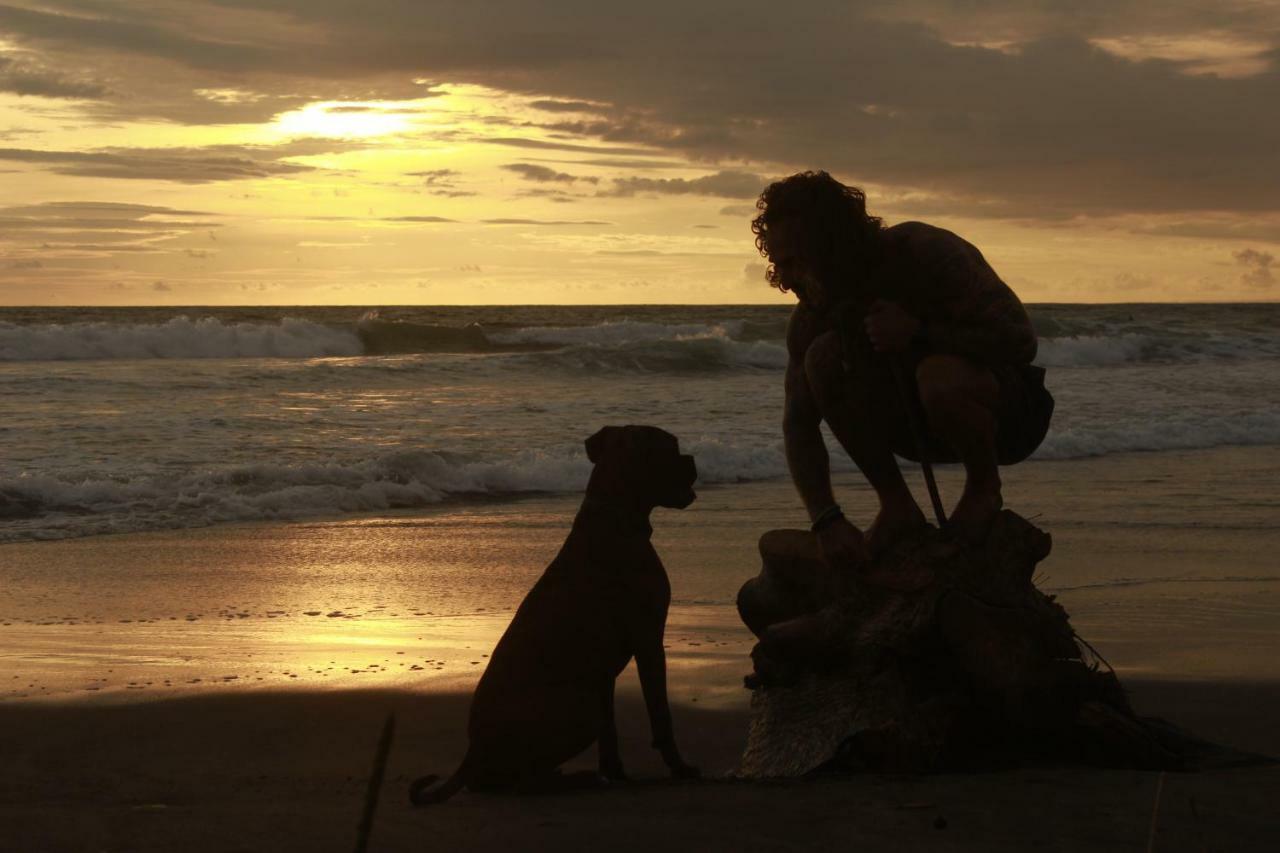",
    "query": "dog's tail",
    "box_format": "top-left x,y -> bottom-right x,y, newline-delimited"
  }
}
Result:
408,766 -> 466,807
